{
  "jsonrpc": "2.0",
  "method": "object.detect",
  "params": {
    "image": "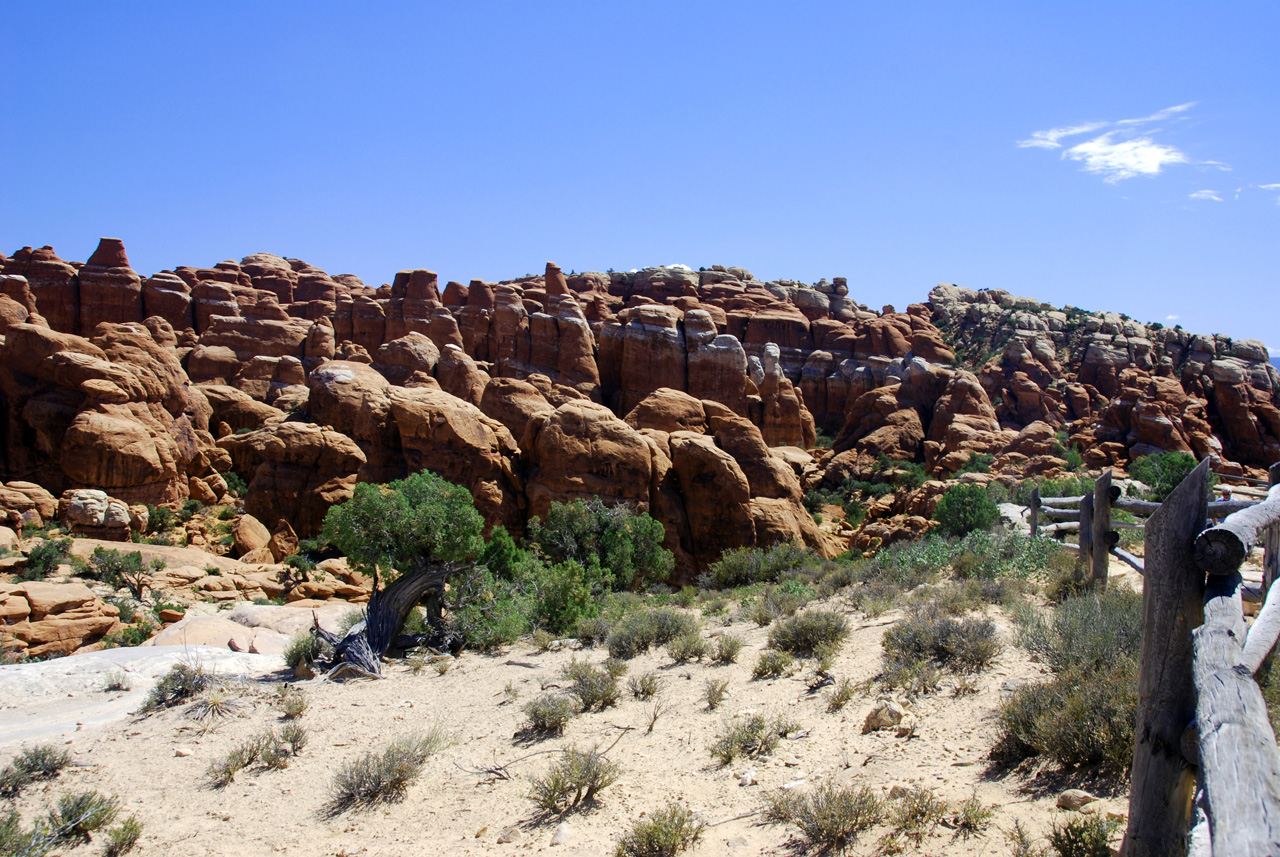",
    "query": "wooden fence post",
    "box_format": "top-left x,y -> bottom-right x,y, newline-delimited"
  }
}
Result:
1267,464 -> 1280,592
1122,458 -> 1210,857
1093,469 -> 1113,585
1030,485 -> 1040,538
1079,491 -> 1094,576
